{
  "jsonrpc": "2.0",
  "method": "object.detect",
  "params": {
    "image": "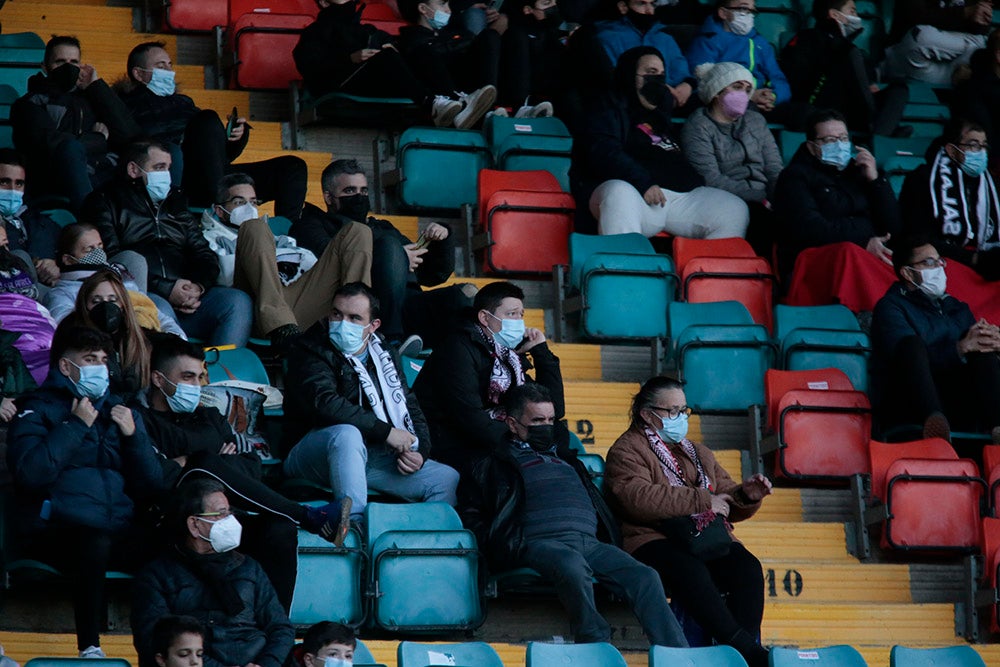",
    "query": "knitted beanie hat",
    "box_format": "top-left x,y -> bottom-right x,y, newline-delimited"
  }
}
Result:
694,61 -> 756,104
